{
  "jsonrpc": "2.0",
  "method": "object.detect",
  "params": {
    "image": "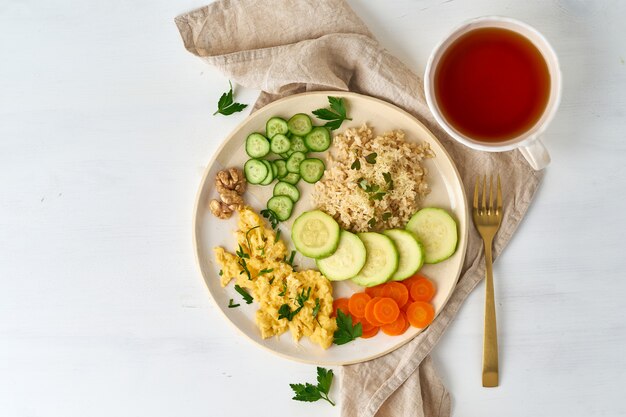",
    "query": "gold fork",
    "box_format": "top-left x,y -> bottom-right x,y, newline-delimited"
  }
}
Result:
473,174 -> 503,387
